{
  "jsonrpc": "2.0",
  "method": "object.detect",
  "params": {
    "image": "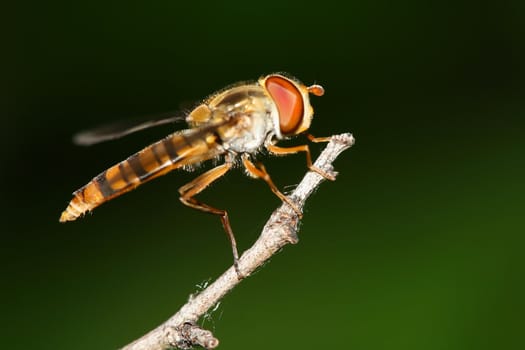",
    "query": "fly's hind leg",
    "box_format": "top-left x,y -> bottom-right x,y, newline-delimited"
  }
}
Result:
178,161 -> 244,278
